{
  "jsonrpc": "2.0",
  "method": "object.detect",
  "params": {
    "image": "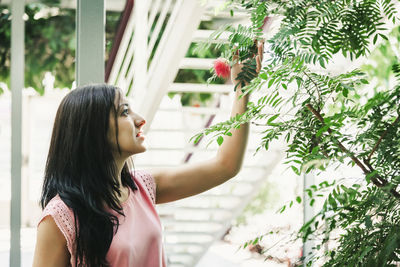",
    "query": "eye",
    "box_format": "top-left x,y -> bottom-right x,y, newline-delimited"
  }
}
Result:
121,108 -> 129,116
